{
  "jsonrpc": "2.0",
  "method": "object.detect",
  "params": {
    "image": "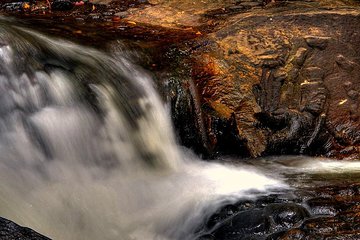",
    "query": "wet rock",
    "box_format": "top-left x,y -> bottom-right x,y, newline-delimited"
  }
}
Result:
75,17 -> 85,22
302,67 -> 325,80
114,11 -> 128,18
208,202 -> 309,239
304,36 -> 331,50
165,6 -> 360,158
102,11 -> 115,16
264,203 -> 310,230
199,184 -> 360,240
51,0 -> 74,11
2,2 -> 23,12
0,217 -> 50,240
293,47 -> 308,66
305,196 -> 349,216
87,13 -> 102,21
206,204 -> 241,229
336,54 -> 356,72
211,209 -> 269,239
